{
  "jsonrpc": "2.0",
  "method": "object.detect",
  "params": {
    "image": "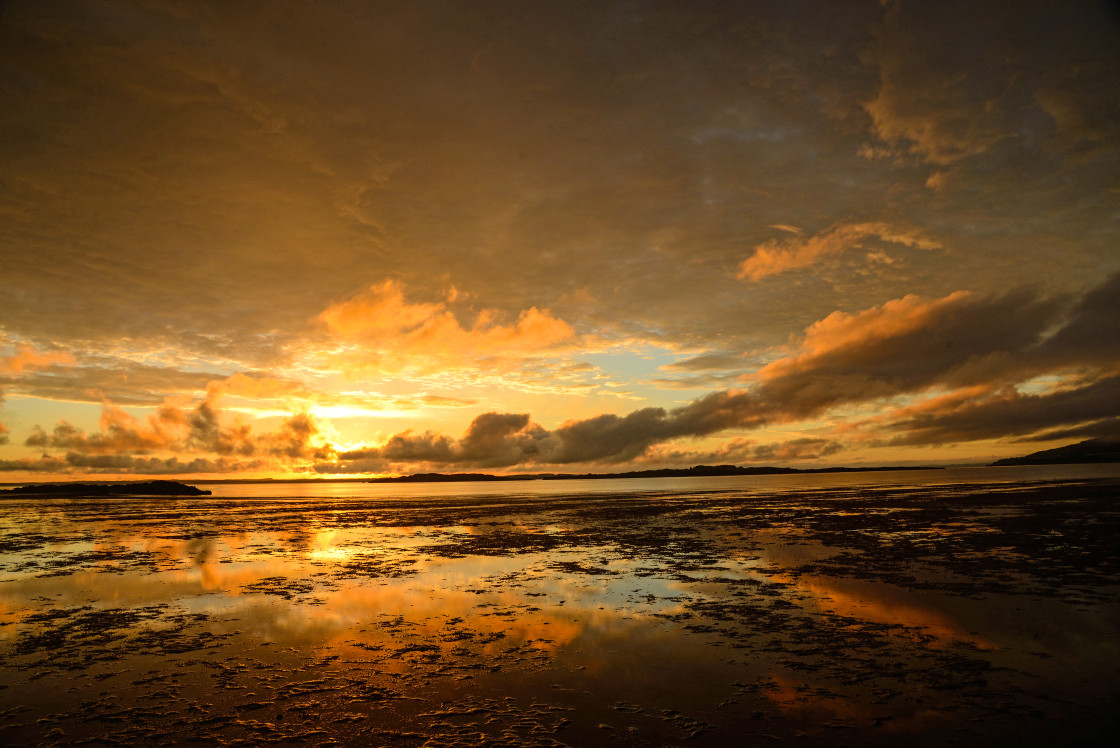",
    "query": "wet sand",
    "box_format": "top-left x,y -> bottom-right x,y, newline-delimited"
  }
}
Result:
2,477 -> 1118,746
